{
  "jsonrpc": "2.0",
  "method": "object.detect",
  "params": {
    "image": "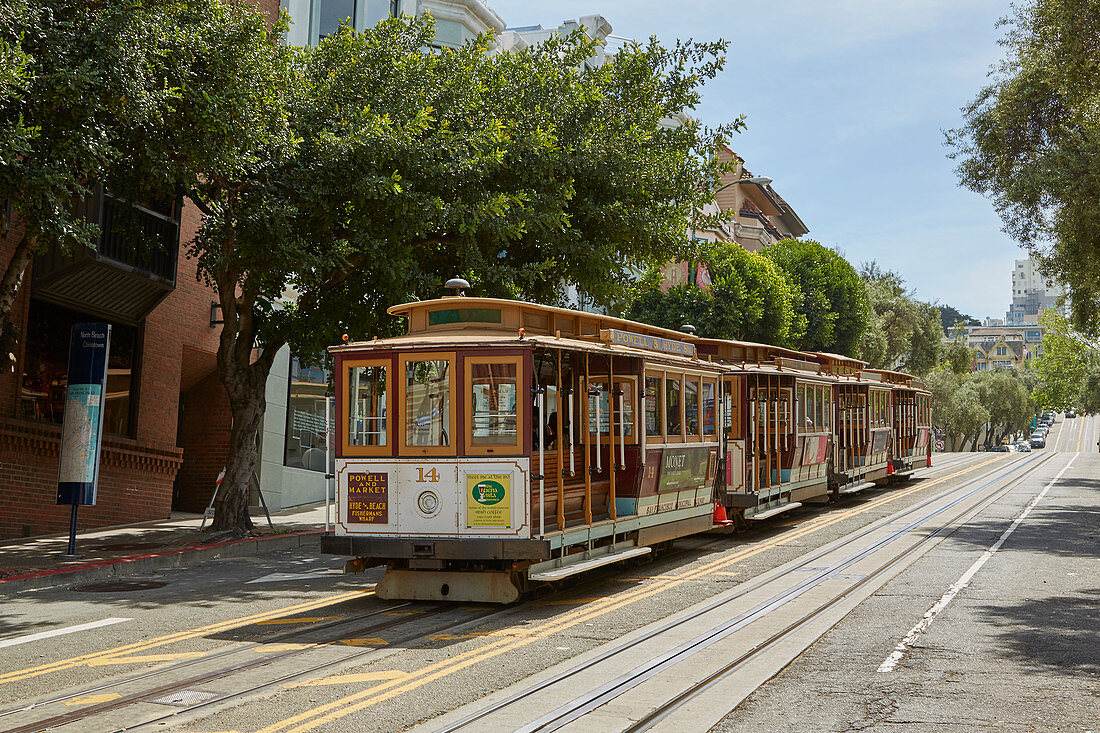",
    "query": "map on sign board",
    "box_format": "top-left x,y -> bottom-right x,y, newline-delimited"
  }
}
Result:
58,384 -> 102,485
